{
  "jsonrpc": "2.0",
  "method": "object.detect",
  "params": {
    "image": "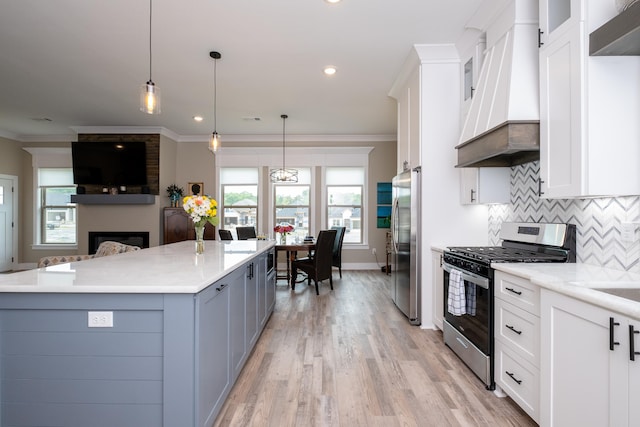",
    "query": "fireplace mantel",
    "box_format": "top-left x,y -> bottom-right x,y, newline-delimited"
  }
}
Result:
71,194 -> 156,205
